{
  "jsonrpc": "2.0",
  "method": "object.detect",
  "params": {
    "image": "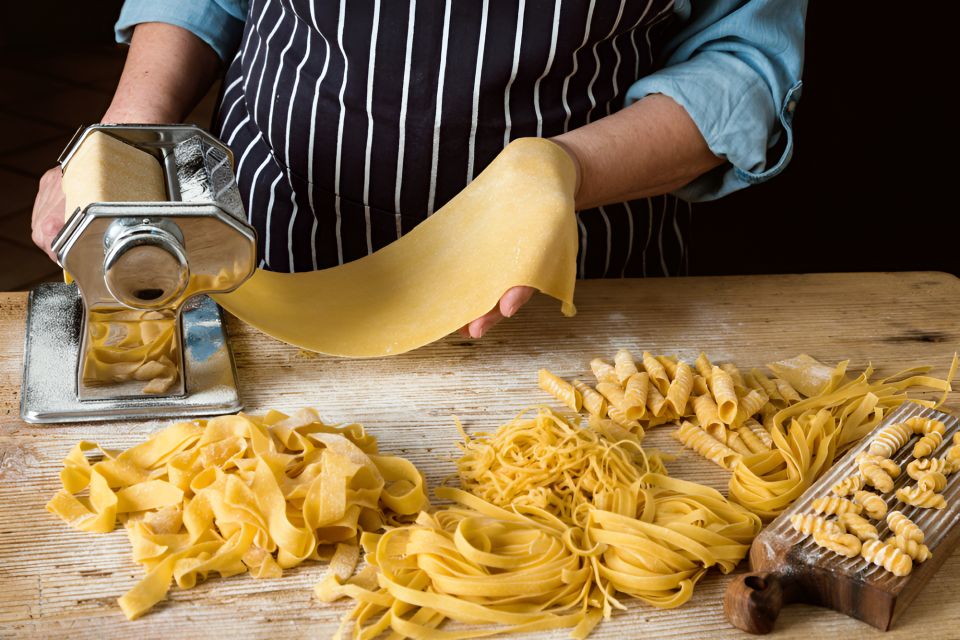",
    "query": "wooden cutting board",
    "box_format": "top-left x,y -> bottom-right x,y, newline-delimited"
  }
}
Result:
725,403 -> 960,634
